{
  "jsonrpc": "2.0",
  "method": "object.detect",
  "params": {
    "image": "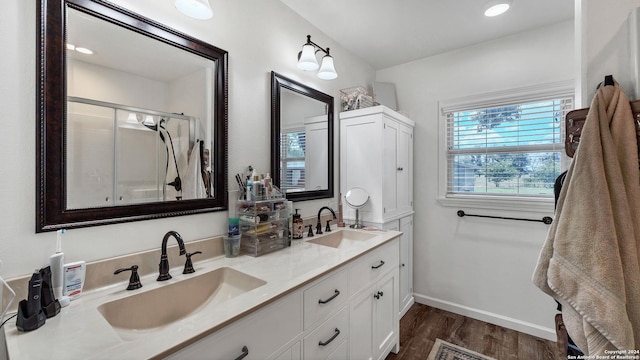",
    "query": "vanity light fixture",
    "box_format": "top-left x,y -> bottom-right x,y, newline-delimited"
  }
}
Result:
483,0 -> 512,17
296,35 -> 338,80
174,0 -> 213,20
